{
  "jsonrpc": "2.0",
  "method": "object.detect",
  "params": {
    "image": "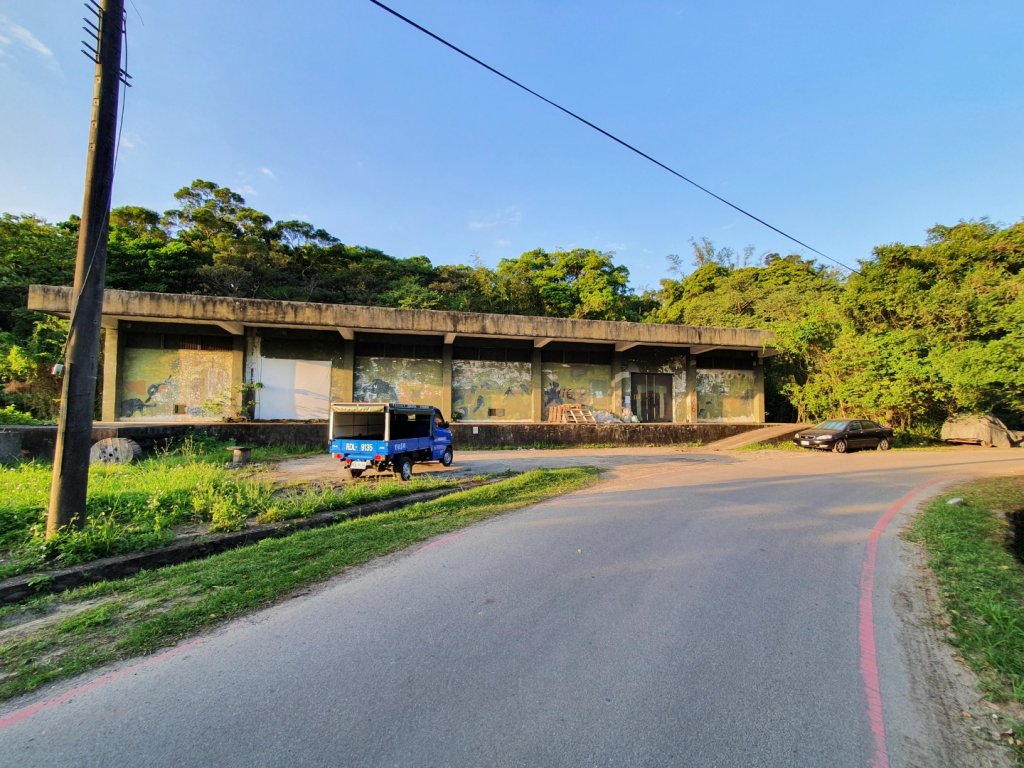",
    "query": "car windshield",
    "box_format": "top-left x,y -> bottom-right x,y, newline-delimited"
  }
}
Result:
815,420 -> 848,431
